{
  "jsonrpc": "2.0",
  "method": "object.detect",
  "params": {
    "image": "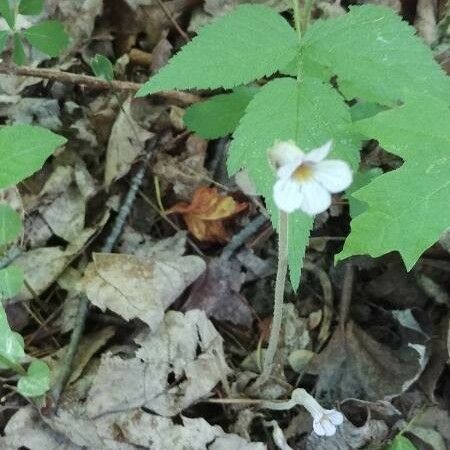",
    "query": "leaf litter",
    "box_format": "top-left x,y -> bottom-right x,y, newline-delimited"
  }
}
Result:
1,1 -> 450,449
